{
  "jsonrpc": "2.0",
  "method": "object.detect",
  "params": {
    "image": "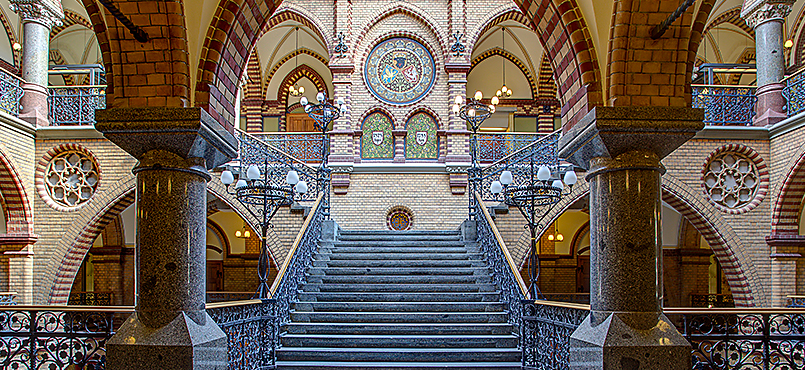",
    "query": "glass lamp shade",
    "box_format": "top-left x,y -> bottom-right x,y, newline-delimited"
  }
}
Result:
490,180 -> 503,194
336,97 -> 345,106
317,92 -> 325,102
552,179 -> 564,190
500,170 -> 513,185
235,179 -> 248,189
489,105 -> 496,113
300,97 -> 309,106
474,91 -> 483,101
286,170 -> 299,185
220,170 -> 234,185
452,104 -> 460,114
246,165 -> 261,180
564,170 -> 578,186
537,166 -> 551,181
468,109 -> 476,117
454,95 -> 463,105
298,86 -> 305,94
235,230 -> 242,237
547,234 -> 554,241
295,180 -> 308,194
556,233 -> 564,242
491,96 -> 499,105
